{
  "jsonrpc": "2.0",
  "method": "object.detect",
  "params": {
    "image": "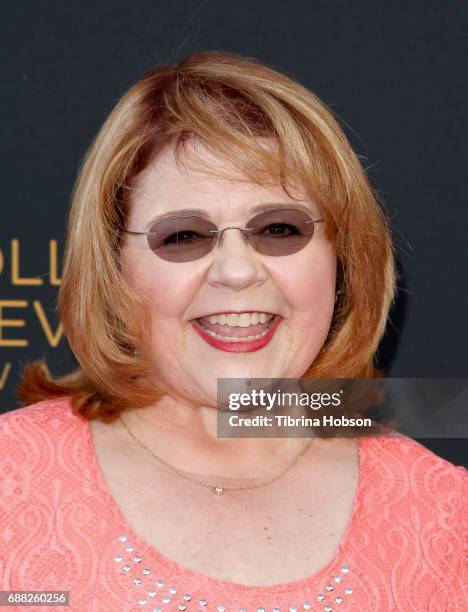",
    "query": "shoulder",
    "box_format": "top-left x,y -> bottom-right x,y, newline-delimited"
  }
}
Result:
0,397 -> 77,432
361,432 -> 466,532
0,397 -> 93,509
0,397 -> 87,467
362,431 -> 466,479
